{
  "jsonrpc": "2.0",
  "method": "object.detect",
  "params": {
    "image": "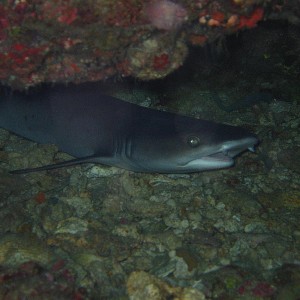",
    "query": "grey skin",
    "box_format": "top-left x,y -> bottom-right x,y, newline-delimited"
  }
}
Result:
0,83 -> 258,174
